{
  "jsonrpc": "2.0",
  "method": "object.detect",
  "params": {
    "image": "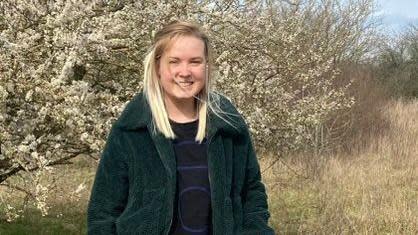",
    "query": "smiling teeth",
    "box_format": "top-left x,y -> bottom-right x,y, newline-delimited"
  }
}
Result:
177,81 -> 193,87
